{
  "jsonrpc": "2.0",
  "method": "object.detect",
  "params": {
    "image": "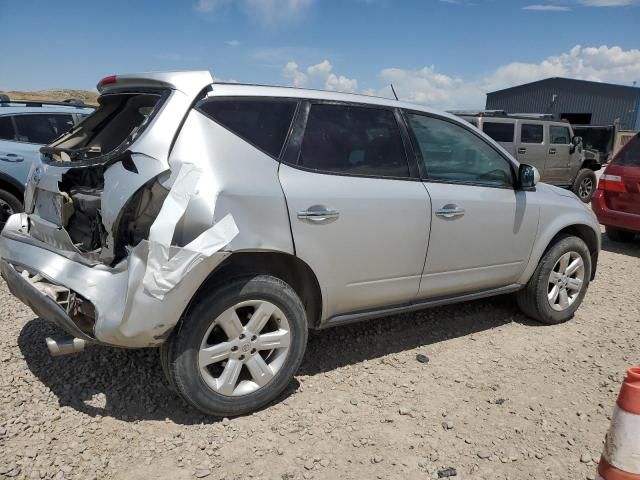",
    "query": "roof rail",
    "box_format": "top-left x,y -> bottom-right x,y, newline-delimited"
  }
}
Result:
0,99 -> 93,108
